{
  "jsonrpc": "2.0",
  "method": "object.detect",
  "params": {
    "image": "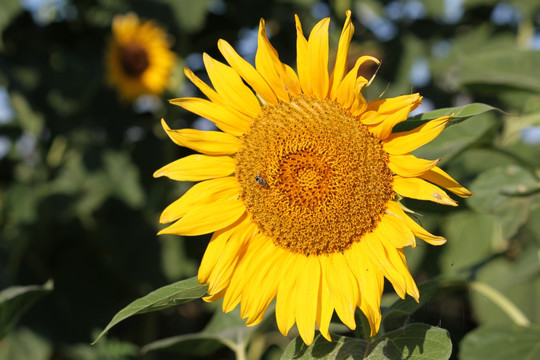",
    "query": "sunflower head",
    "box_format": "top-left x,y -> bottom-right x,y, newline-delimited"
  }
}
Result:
106,12 -> 176,101
155,10 -> 472,345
